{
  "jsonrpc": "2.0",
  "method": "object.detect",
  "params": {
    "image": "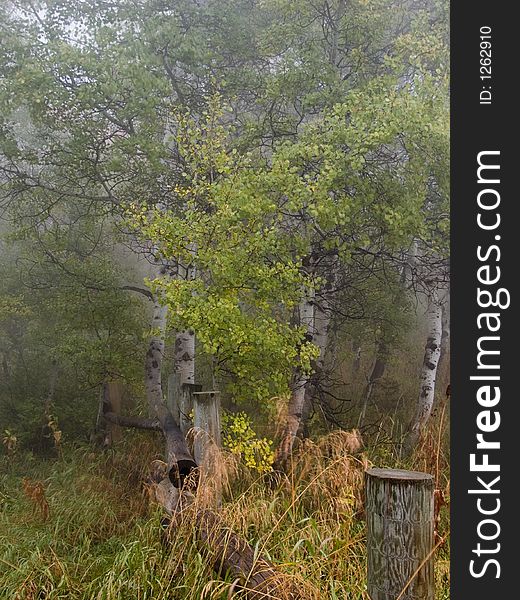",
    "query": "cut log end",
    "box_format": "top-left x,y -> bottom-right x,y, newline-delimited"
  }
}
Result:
366,467 -> 434,482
